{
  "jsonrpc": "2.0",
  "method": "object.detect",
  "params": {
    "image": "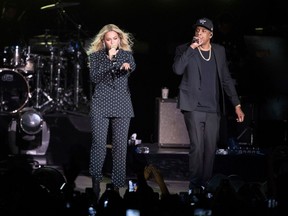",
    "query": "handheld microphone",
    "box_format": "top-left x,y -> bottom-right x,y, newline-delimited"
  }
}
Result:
192,37 -> 199,44
110,46 -> 118,61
